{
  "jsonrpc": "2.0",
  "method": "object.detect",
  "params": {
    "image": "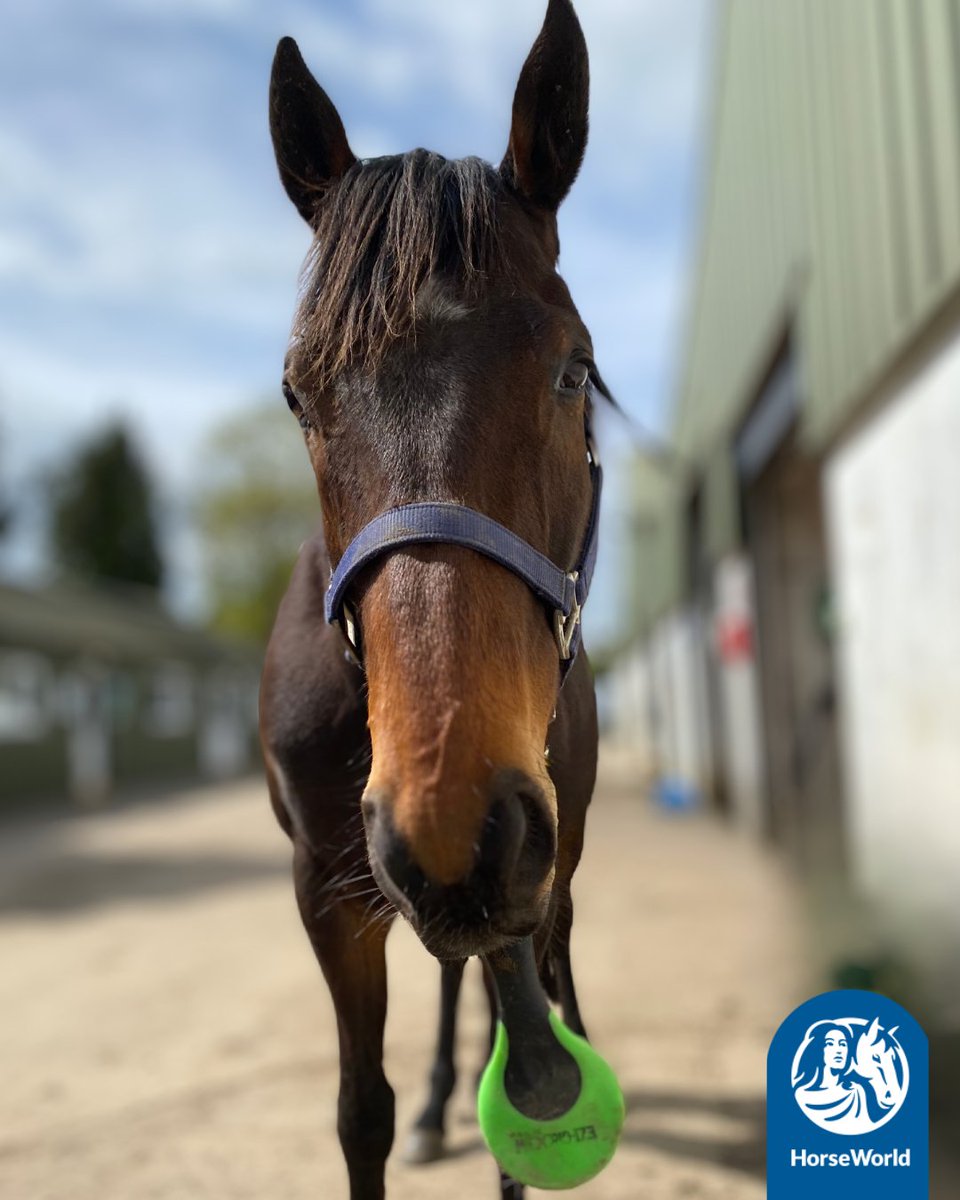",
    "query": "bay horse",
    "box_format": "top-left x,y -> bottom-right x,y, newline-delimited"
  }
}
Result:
260,2 -> 603,1196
